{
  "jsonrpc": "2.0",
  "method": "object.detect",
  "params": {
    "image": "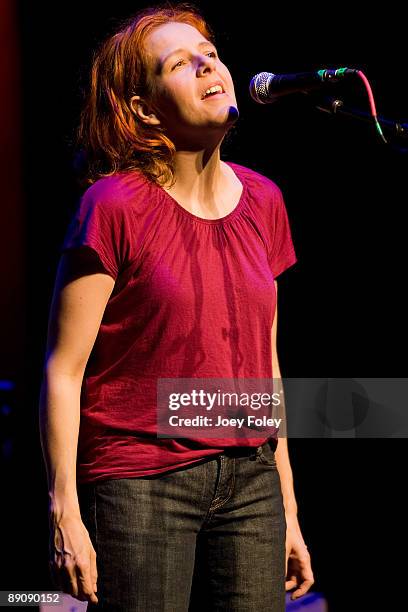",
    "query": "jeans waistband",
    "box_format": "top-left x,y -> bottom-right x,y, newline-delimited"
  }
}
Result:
222,445 -> 262,458
222,438 -> 277,458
